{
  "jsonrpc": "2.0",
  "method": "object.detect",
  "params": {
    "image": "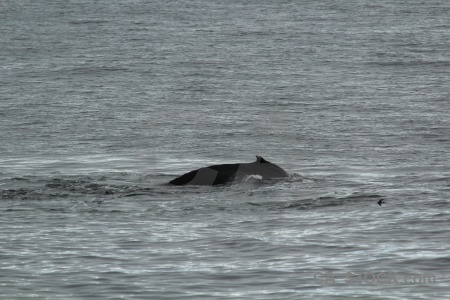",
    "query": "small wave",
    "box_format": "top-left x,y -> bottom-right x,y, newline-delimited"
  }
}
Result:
1,188 -> 34,200
66,66 -> 129,75
1,175 -> 154,201
45,177 -> 153,196
68,19 -> 109,25
274,193 -> 385,210
367,60 -> 450,67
